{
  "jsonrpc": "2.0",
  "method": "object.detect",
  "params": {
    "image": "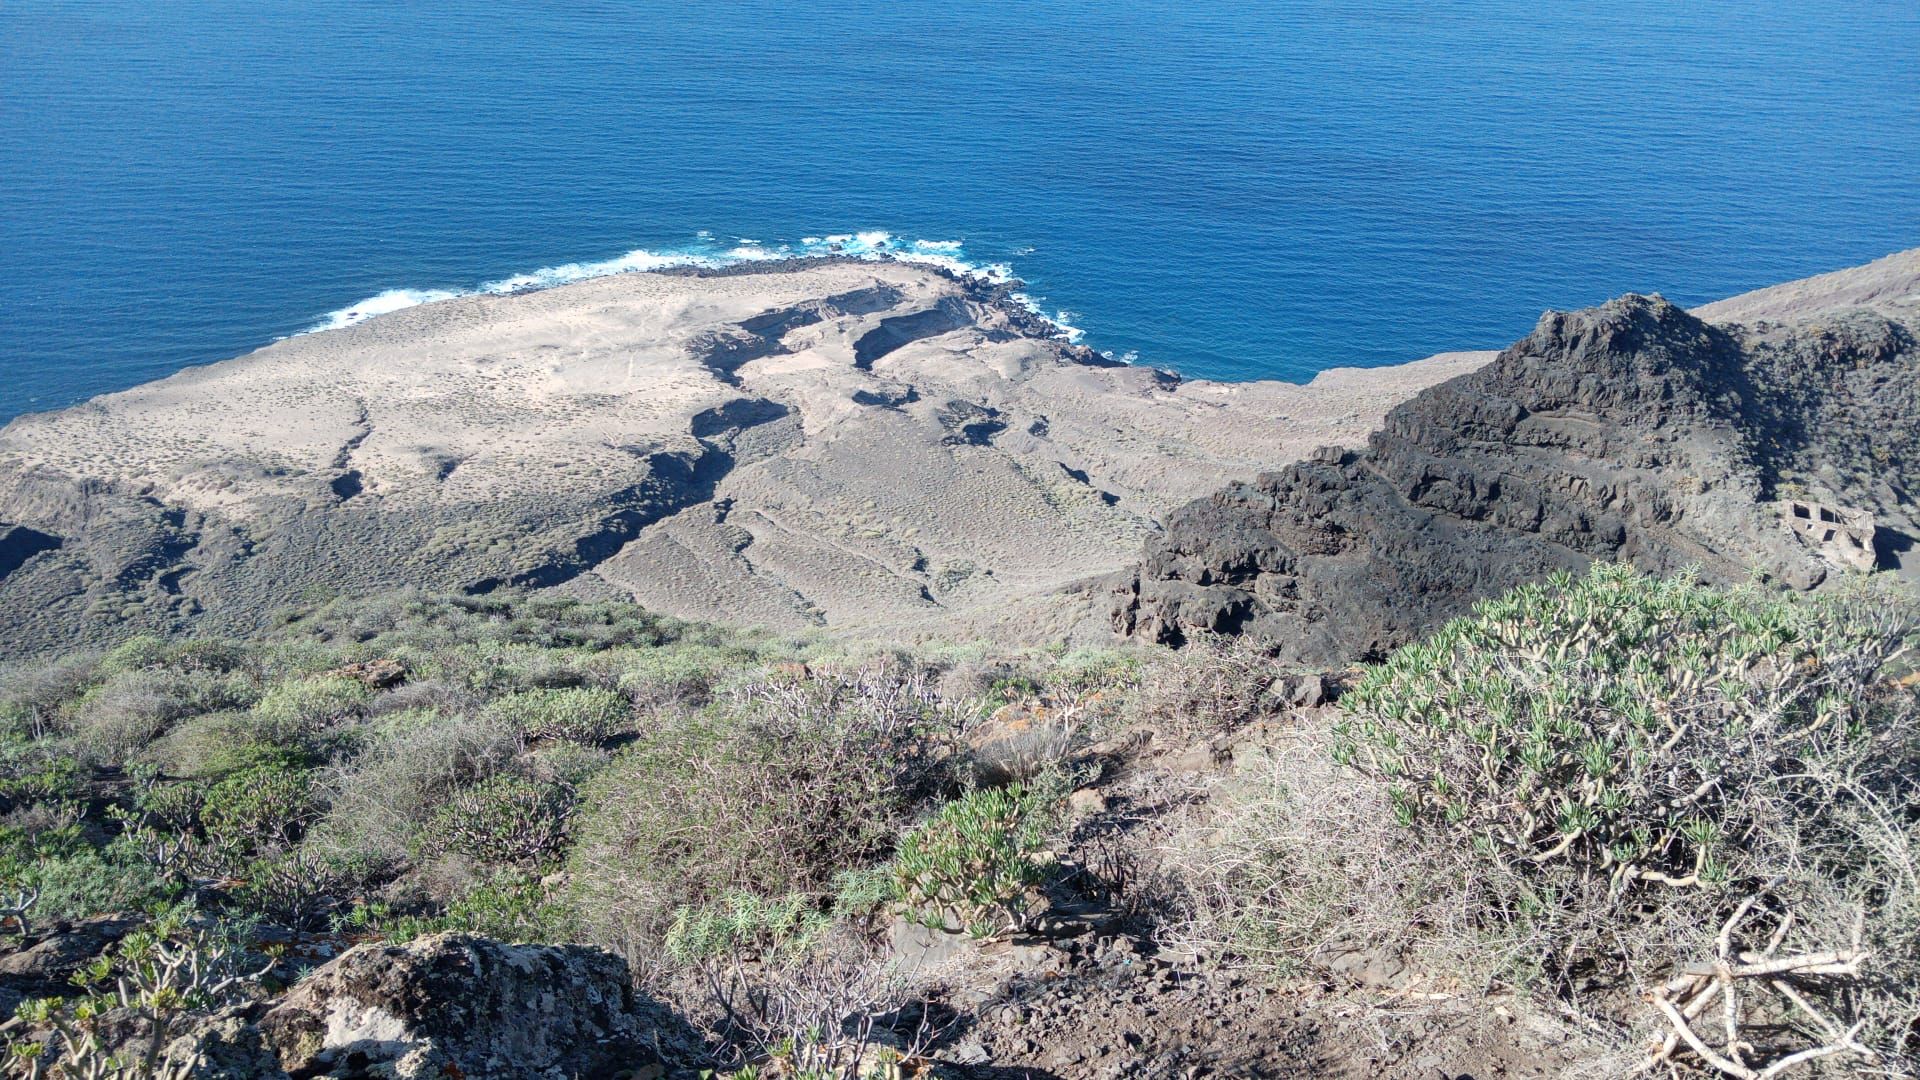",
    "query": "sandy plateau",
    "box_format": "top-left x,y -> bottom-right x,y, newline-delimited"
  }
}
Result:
0,259 -> 1488,654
